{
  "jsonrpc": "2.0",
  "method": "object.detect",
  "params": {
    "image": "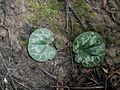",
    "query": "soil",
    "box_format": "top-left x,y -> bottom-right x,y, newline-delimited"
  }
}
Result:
0,0 -> 120,90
